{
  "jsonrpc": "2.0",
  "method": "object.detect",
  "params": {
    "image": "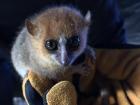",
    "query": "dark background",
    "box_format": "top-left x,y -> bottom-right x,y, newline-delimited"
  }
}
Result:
0,0 -> 140,105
